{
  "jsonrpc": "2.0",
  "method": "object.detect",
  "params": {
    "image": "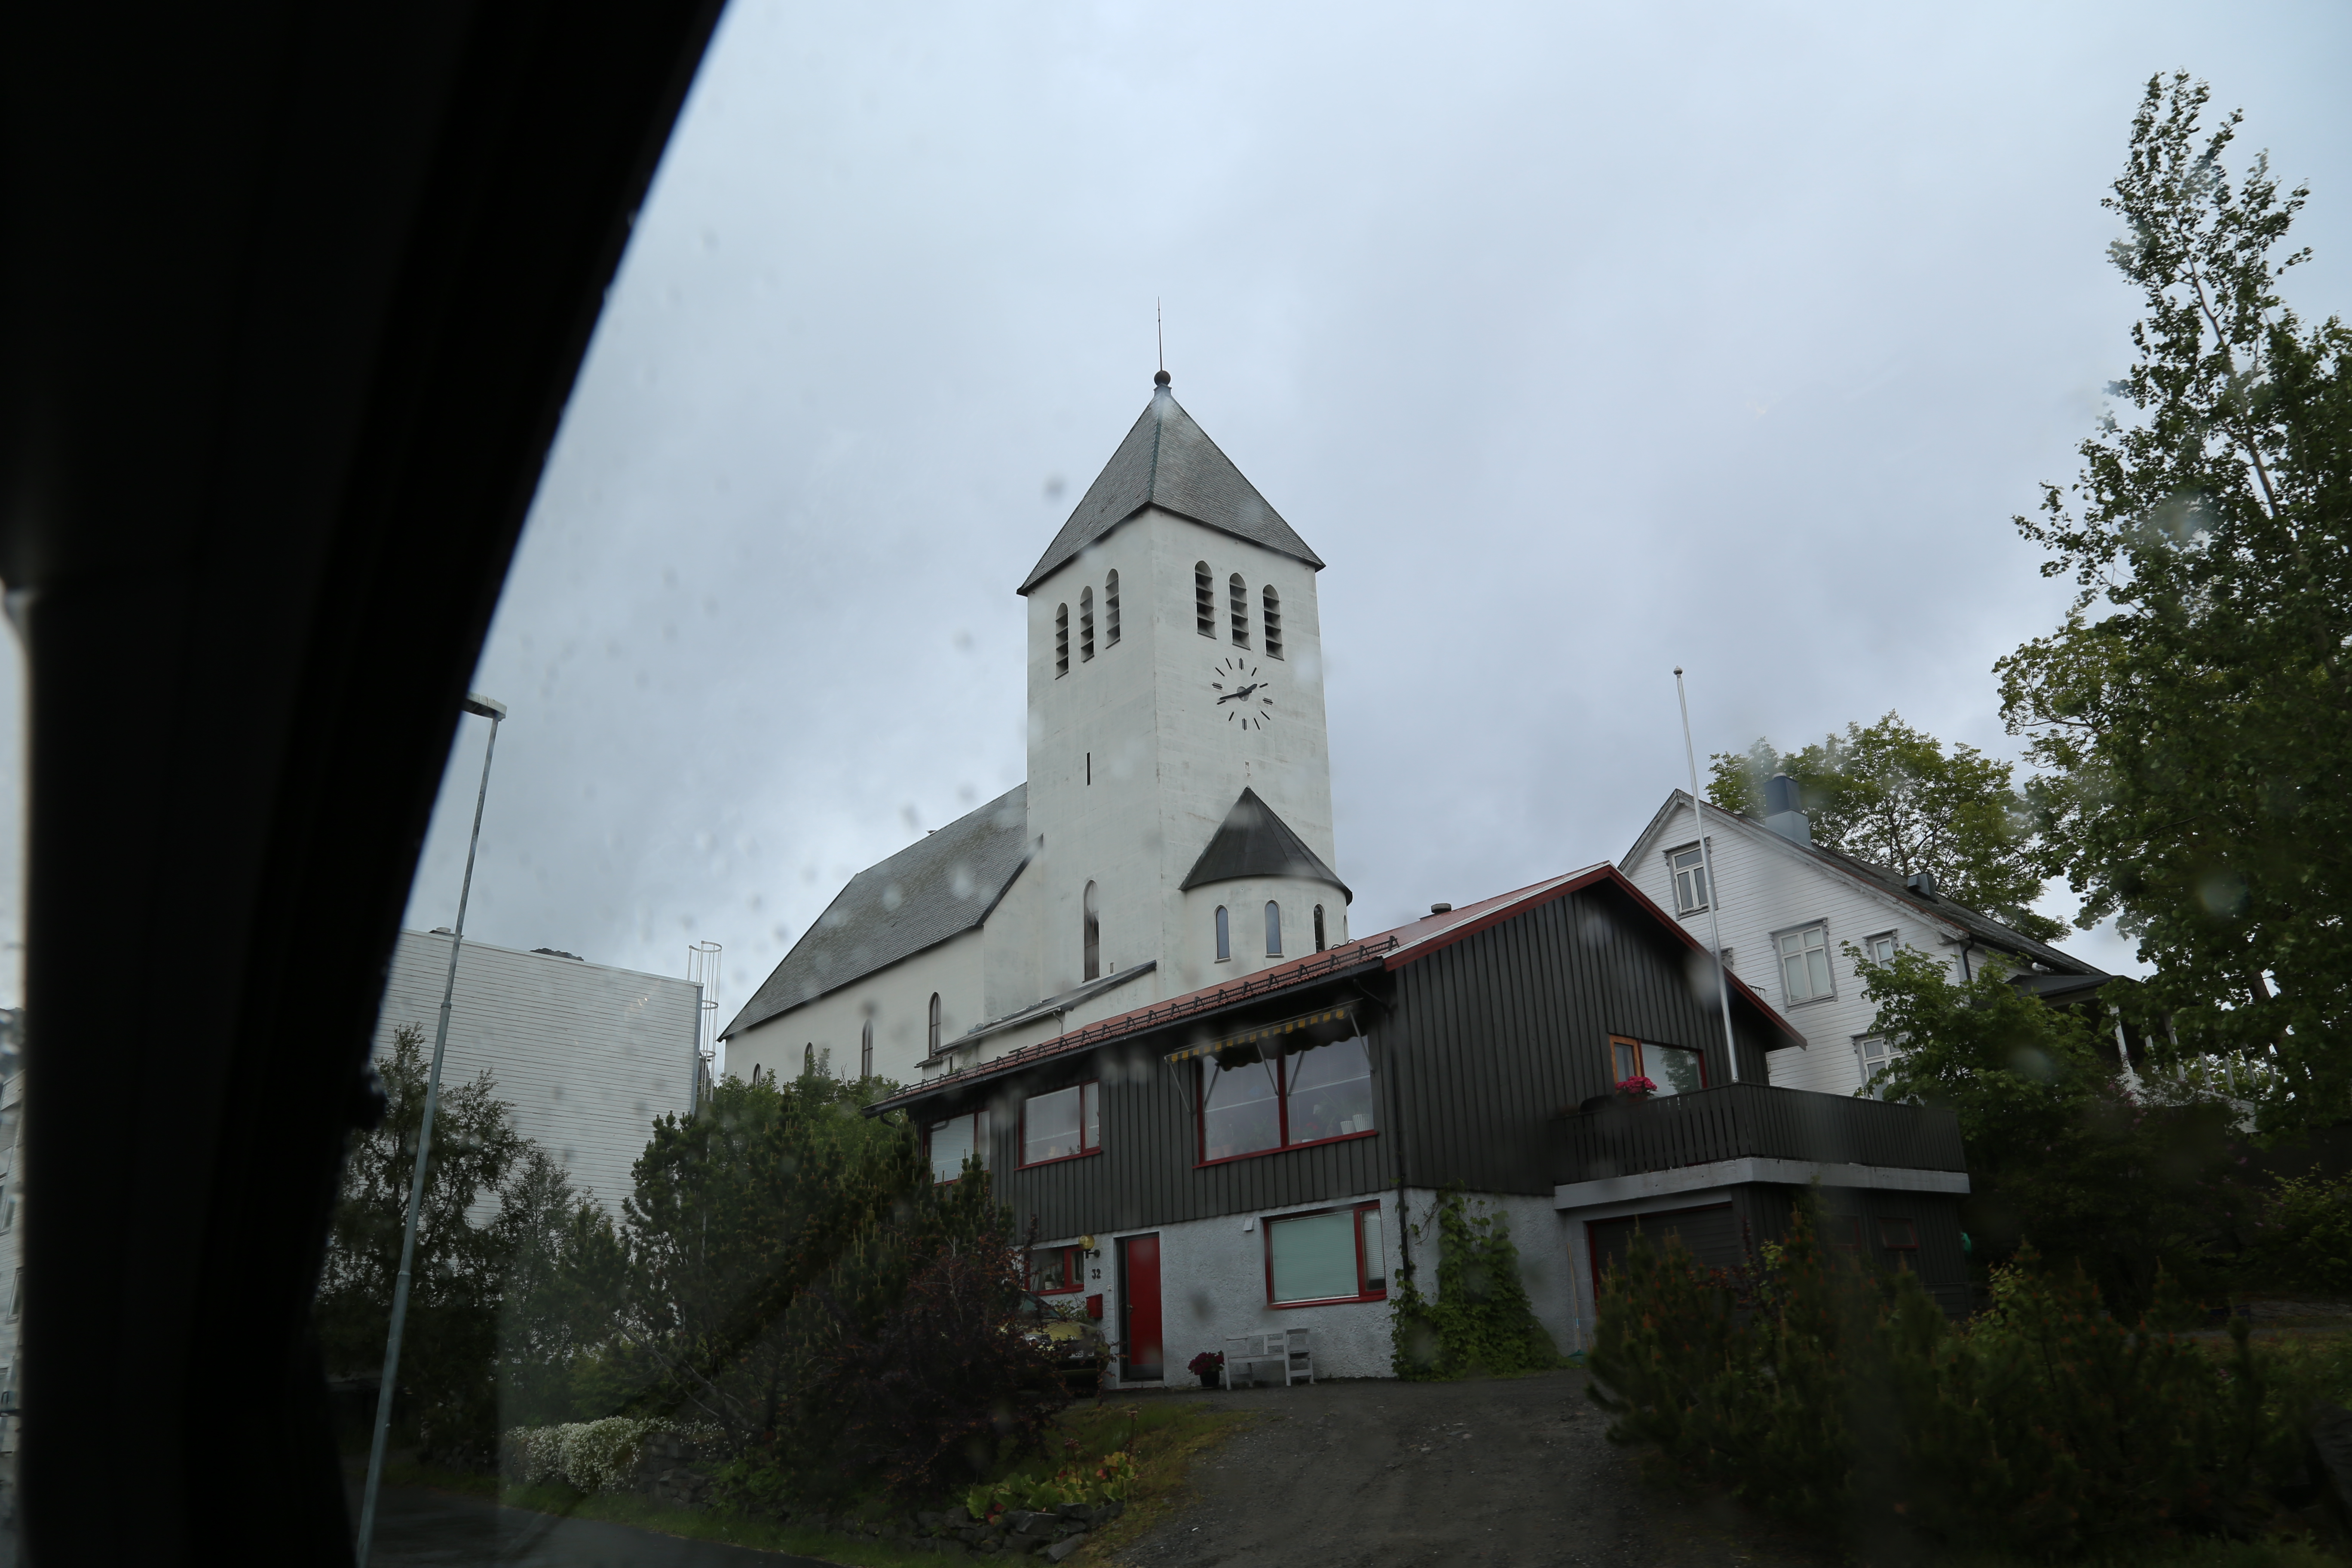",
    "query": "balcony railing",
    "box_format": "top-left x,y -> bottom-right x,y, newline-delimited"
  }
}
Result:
1551,1081 -> 1965,1187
